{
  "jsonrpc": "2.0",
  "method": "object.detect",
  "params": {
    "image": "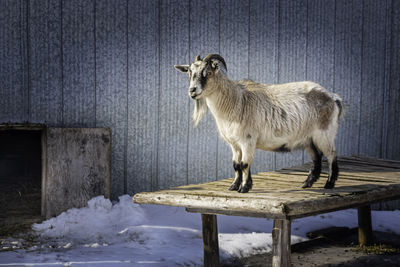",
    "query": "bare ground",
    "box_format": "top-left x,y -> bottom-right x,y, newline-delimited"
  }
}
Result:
223,228 -> 400,267
0,179 -> 42,238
